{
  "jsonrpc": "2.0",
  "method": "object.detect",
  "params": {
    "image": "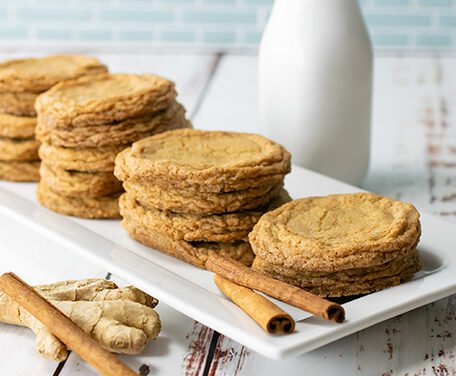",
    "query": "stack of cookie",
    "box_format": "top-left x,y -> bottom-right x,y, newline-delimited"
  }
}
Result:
0,55 -> 106,181
35,73 -> 191,219
114,129 -> 292,268
249,193 -> 422,297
